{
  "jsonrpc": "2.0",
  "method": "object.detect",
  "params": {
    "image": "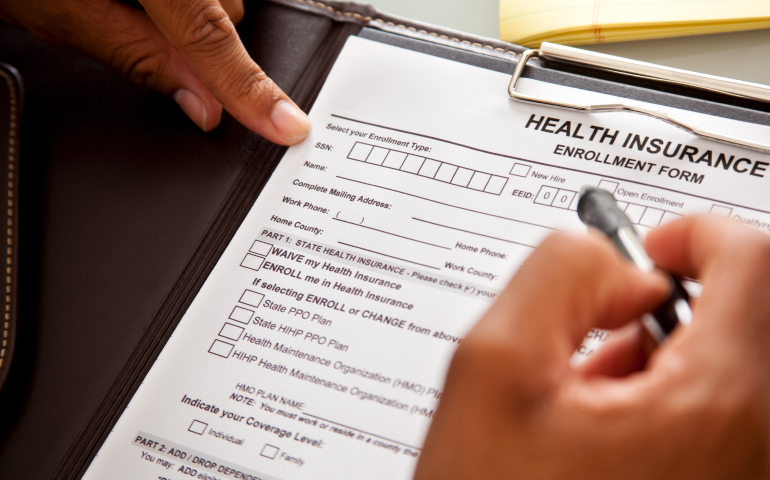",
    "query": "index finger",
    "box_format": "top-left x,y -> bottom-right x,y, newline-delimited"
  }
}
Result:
140,0 -> 310,144
645,215 -> 770,280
